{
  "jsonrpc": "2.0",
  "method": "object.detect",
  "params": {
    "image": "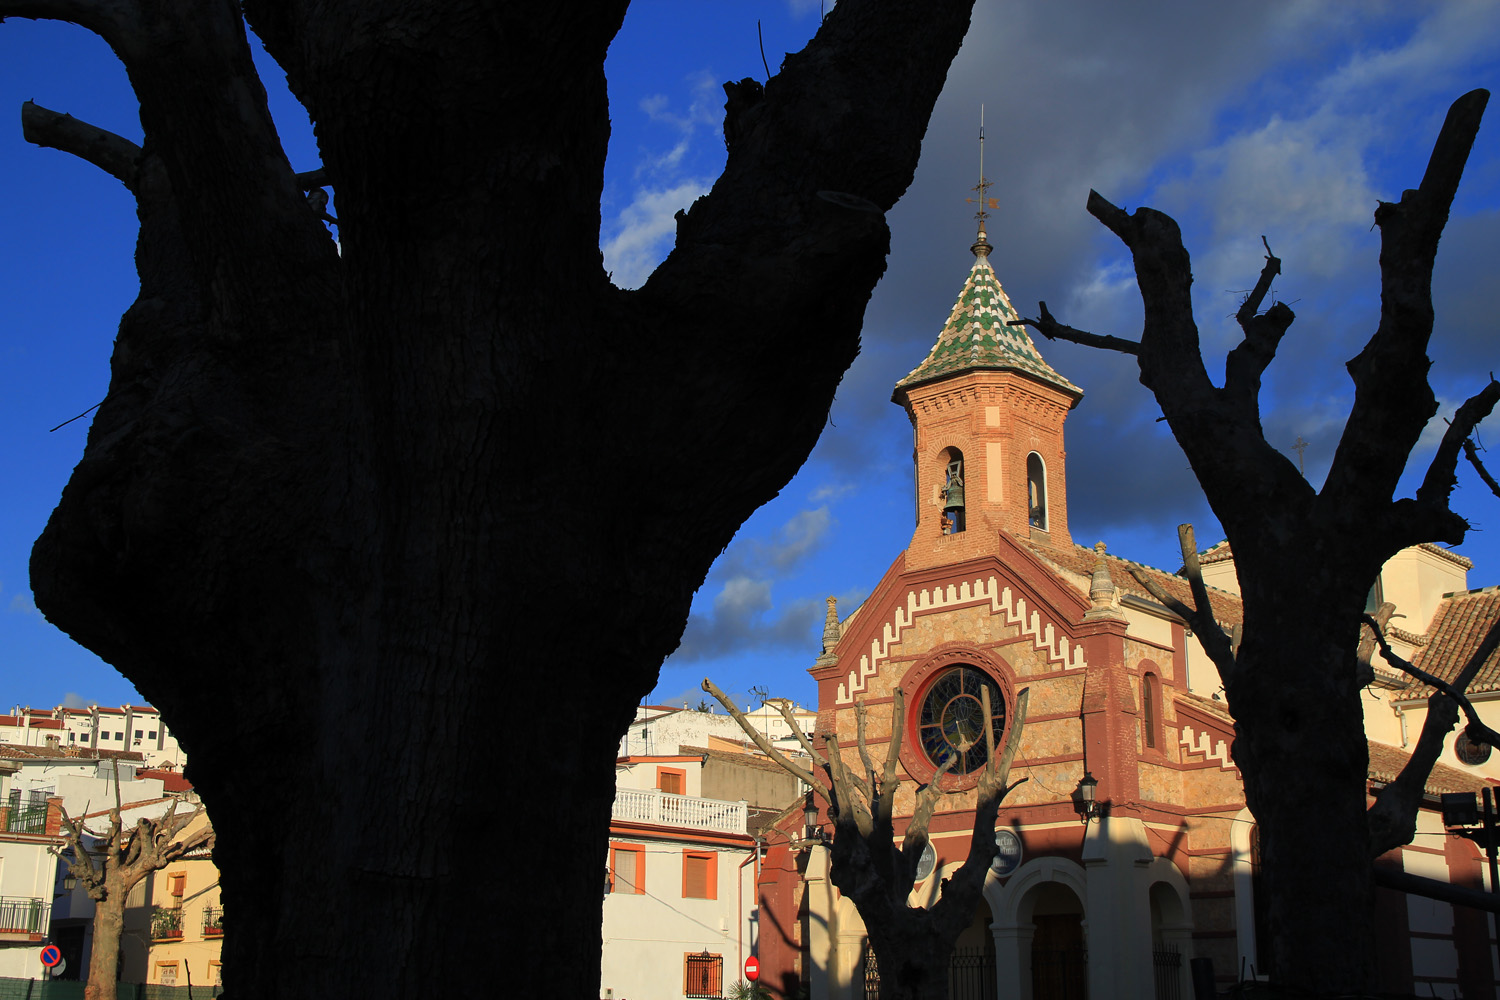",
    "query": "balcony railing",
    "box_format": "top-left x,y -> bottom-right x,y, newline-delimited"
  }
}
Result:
611,788 -> 747,834
5,805 -> 48,834
0,897 -> 49,938
202,906 -> 224,937
151,906 -> 184,941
